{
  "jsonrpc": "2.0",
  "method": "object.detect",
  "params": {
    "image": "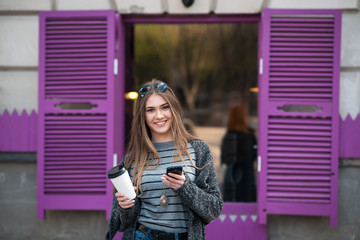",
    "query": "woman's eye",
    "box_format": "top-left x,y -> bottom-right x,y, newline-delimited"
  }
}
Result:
146,109 -> 154,112
162,106 -> 169,110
